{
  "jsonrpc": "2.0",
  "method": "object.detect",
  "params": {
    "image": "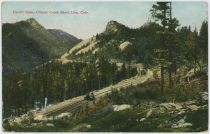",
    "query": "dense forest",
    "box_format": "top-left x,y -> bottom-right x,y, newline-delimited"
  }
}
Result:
3,55 -> 137,116
2,1 -> 208,123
